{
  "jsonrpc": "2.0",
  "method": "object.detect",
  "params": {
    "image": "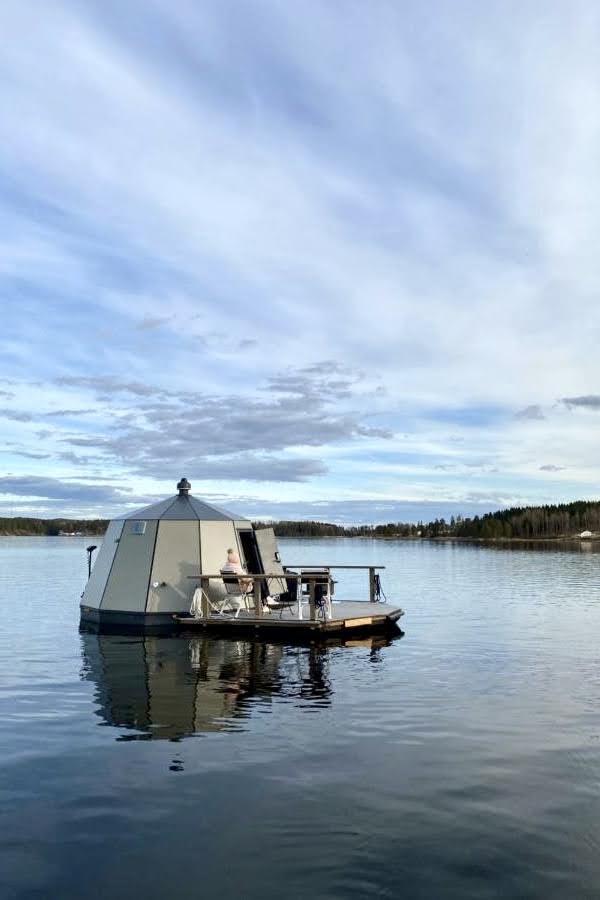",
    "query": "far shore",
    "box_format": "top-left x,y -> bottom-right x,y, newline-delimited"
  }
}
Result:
2,531 -> 599,543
